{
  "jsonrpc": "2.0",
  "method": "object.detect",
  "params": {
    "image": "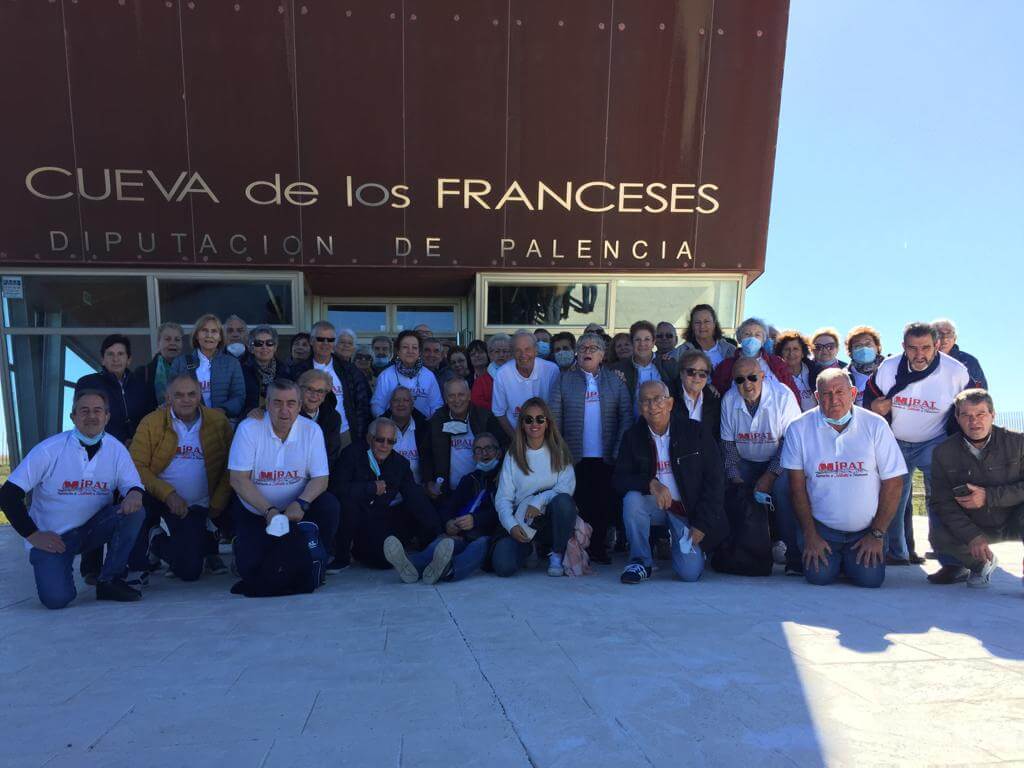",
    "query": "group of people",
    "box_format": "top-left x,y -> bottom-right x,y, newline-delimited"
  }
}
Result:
3,306 -> 1020,609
